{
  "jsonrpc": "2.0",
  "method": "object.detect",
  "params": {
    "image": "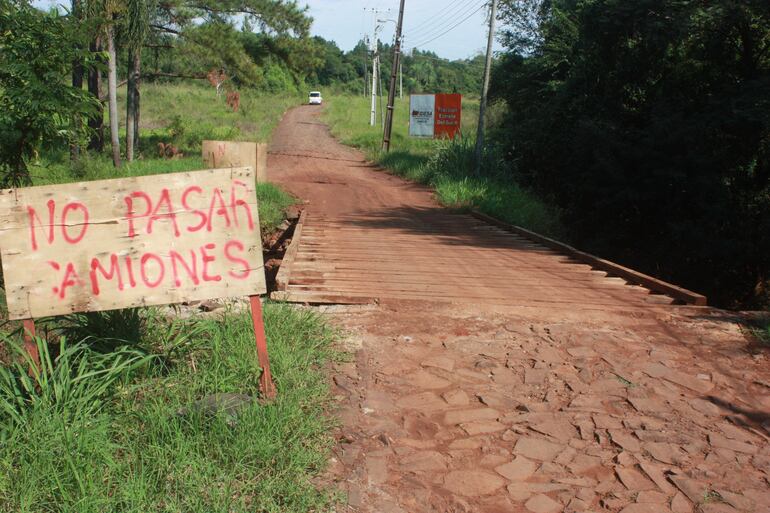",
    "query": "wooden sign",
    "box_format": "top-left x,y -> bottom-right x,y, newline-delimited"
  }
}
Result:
202,141 -> 268,183
0,168 -> 266,320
